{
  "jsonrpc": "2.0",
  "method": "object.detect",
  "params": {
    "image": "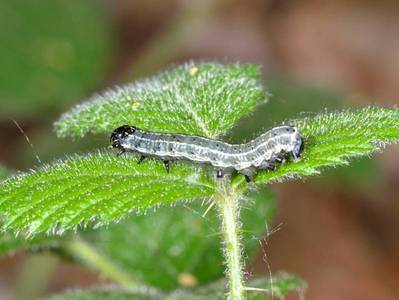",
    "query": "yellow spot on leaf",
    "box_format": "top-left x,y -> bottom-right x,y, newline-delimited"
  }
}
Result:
132,101 -> 141,109
178,272 -> 198,288
189,67 -> 199,76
